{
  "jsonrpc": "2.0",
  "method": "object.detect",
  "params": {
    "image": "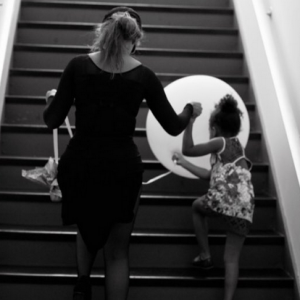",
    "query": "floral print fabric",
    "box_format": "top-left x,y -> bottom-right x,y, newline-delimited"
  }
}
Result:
206,139 -> 255,223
